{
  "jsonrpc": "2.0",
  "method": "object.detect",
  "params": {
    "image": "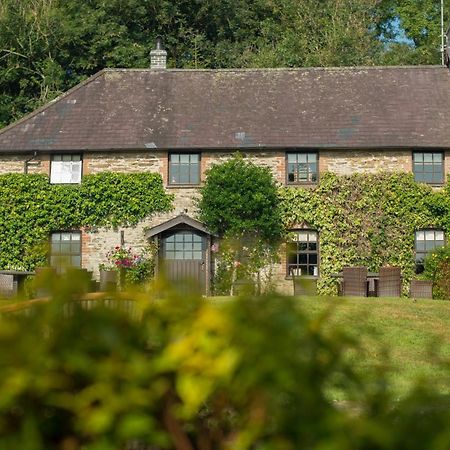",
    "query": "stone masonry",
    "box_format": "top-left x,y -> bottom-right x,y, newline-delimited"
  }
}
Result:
0,149 -> 449,293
